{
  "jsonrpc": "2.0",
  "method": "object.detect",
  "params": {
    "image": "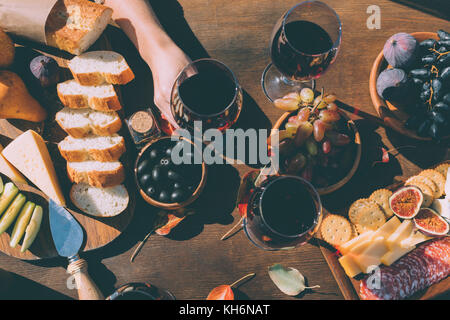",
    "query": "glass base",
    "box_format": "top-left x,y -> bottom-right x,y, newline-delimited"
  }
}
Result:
261,63 -> 316,102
